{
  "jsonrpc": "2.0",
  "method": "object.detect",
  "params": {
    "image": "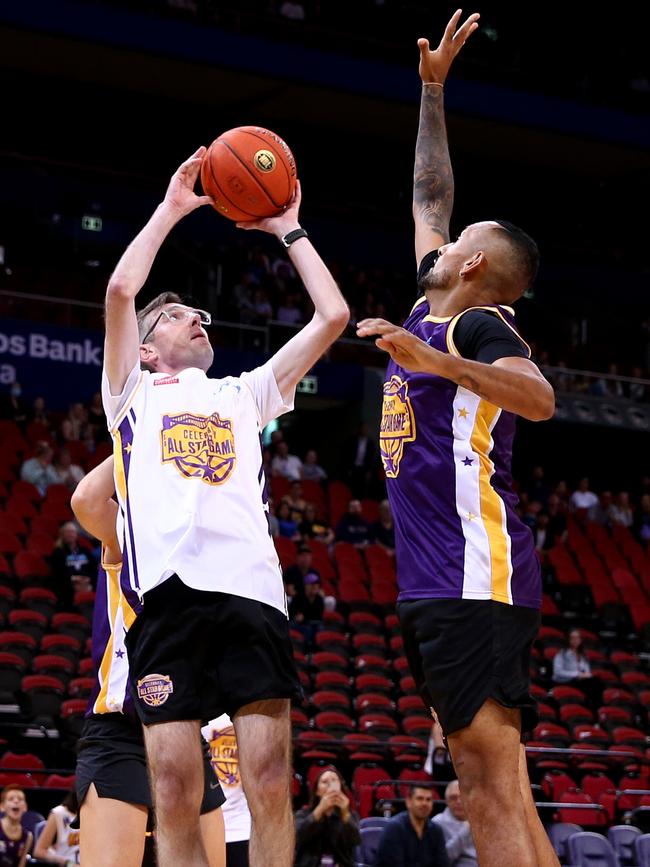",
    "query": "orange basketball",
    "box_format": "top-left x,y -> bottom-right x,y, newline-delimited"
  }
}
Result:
201,126 -> 297,222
